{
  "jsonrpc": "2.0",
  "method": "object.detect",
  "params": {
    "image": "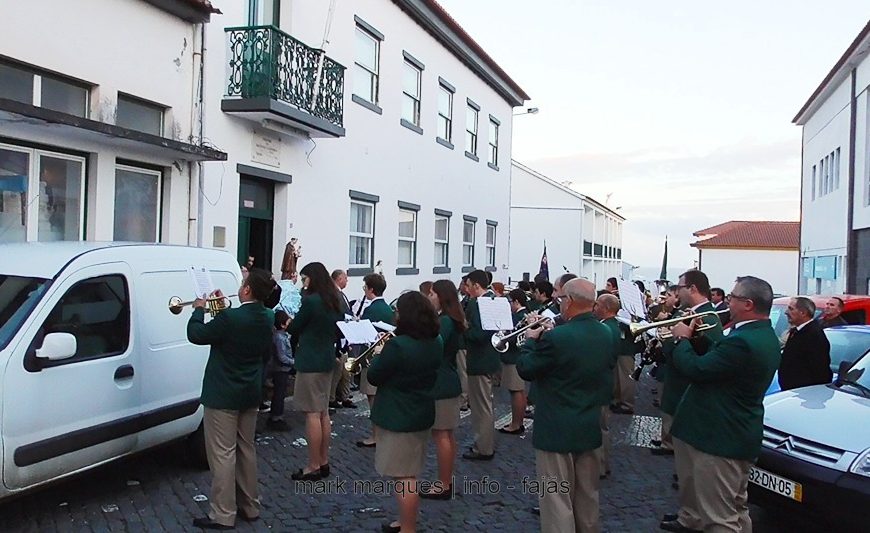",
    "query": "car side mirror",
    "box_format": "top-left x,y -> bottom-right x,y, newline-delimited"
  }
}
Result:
835,360 -> 853,386
35,332 -> 77,361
